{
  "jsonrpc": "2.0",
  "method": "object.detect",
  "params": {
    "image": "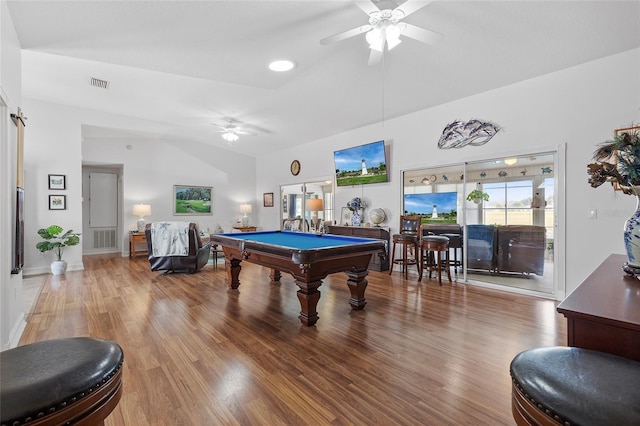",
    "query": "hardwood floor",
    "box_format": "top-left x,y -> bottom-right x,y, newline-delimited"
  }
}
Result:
20,254 -> 566,425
